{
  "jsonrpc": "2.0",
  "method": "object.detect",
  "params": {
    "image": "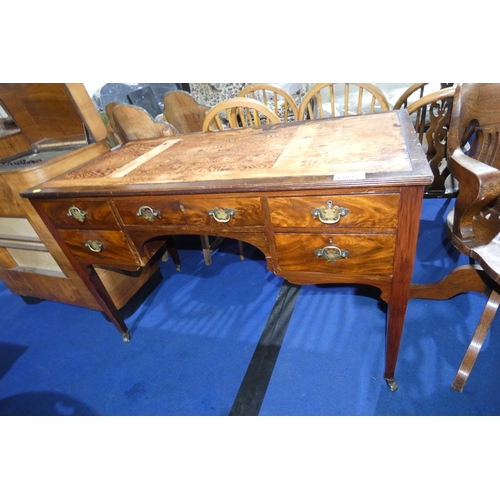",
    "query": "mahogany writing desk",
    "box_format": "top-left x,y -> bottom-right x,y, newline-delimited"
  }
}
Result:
22,110 -> 433,390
